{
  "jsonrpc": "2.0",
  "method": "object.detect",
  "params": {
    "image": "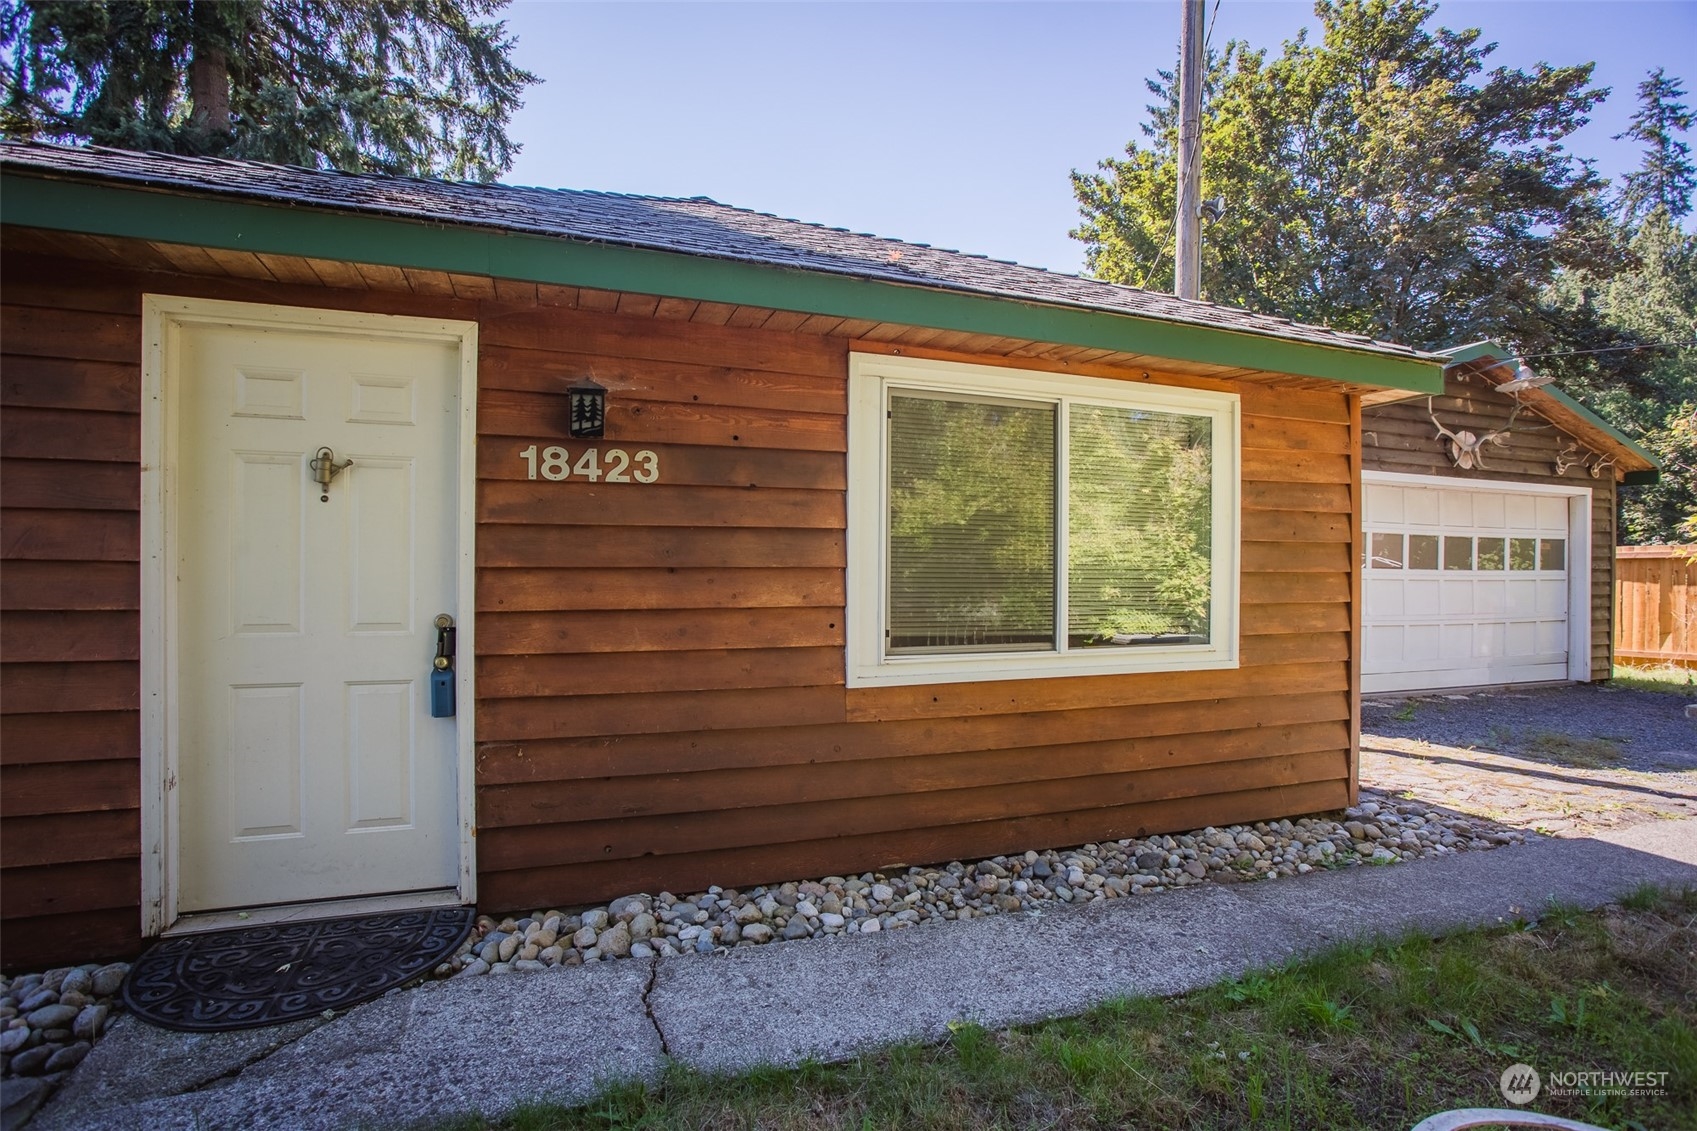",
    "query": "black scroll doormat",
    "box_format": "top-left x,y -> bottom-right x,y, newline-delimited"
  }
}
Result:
122,905 -> 475,1032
